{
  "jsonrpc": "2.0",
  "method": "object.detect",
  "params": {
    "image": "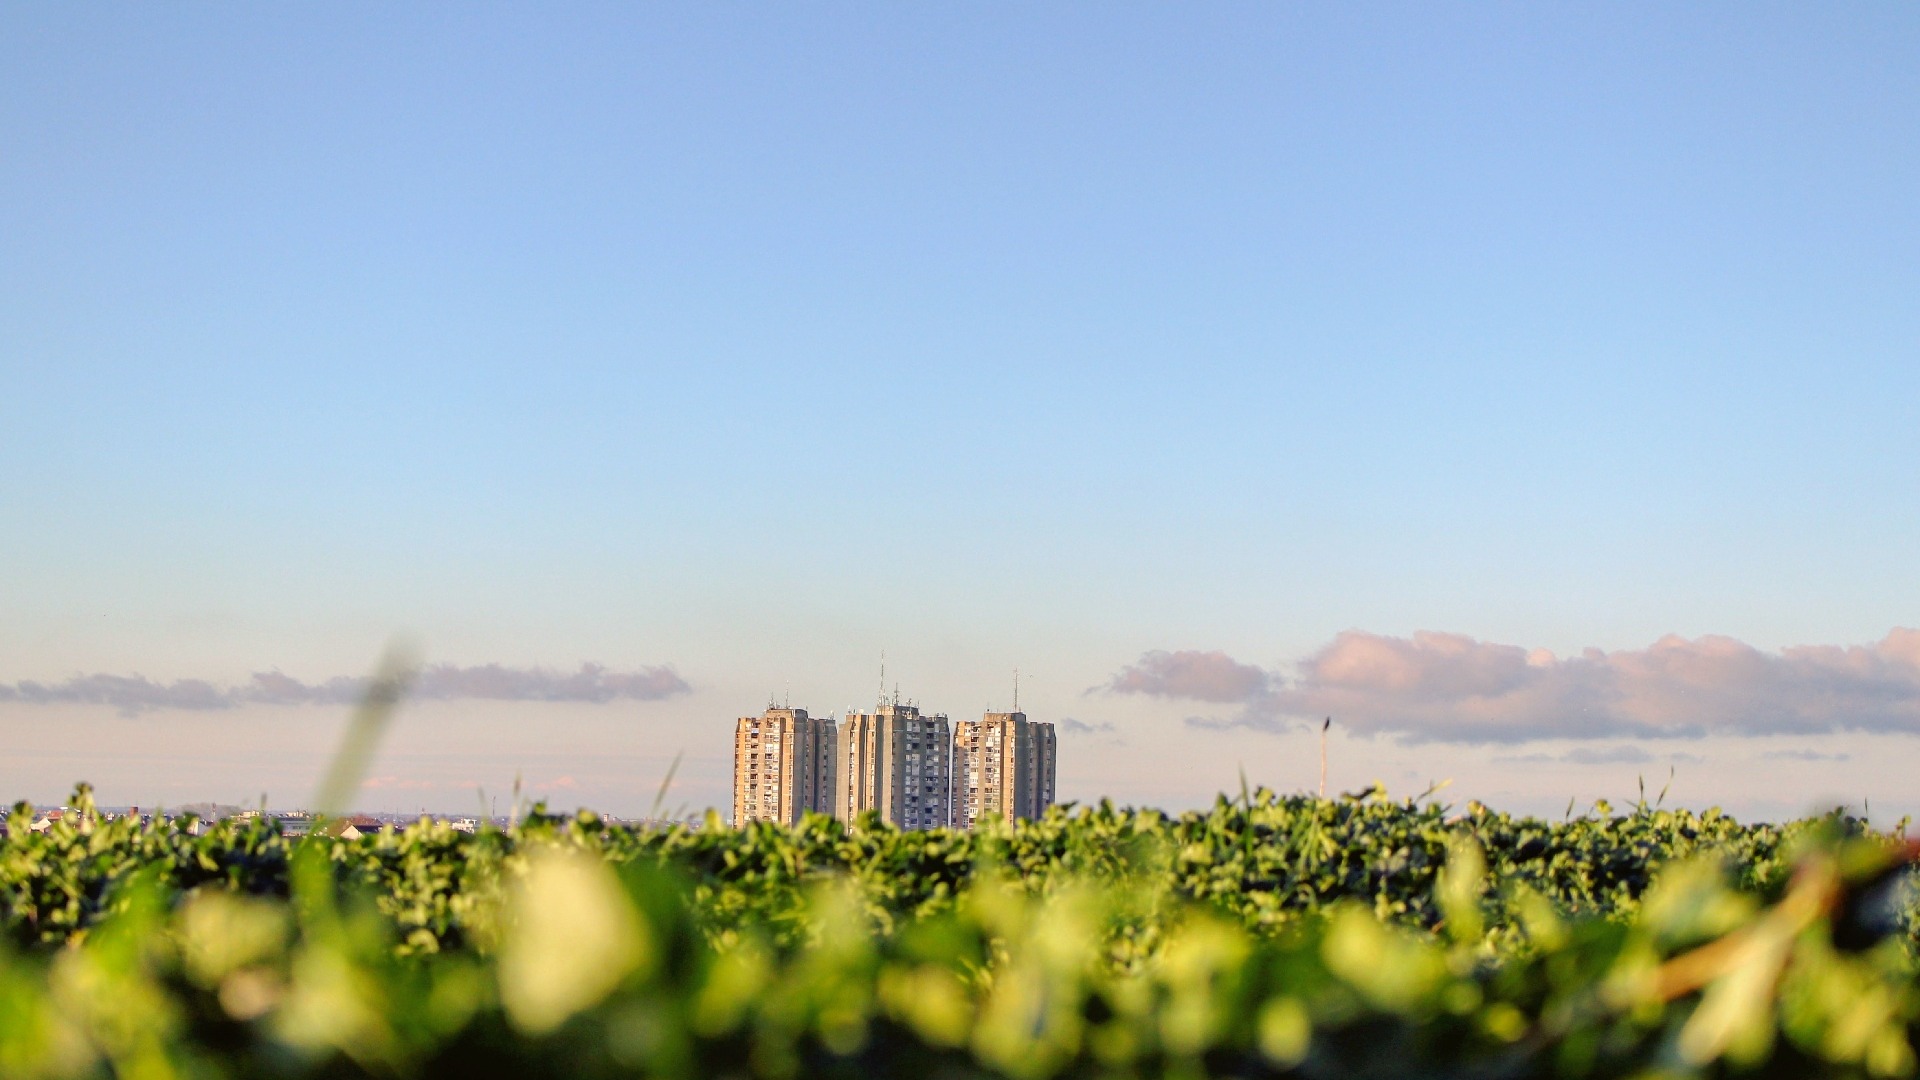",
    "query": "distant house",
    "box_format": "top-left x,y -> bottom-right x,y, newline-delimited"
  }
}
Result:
315,815 -> 385,841
28,808 -> 75,833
